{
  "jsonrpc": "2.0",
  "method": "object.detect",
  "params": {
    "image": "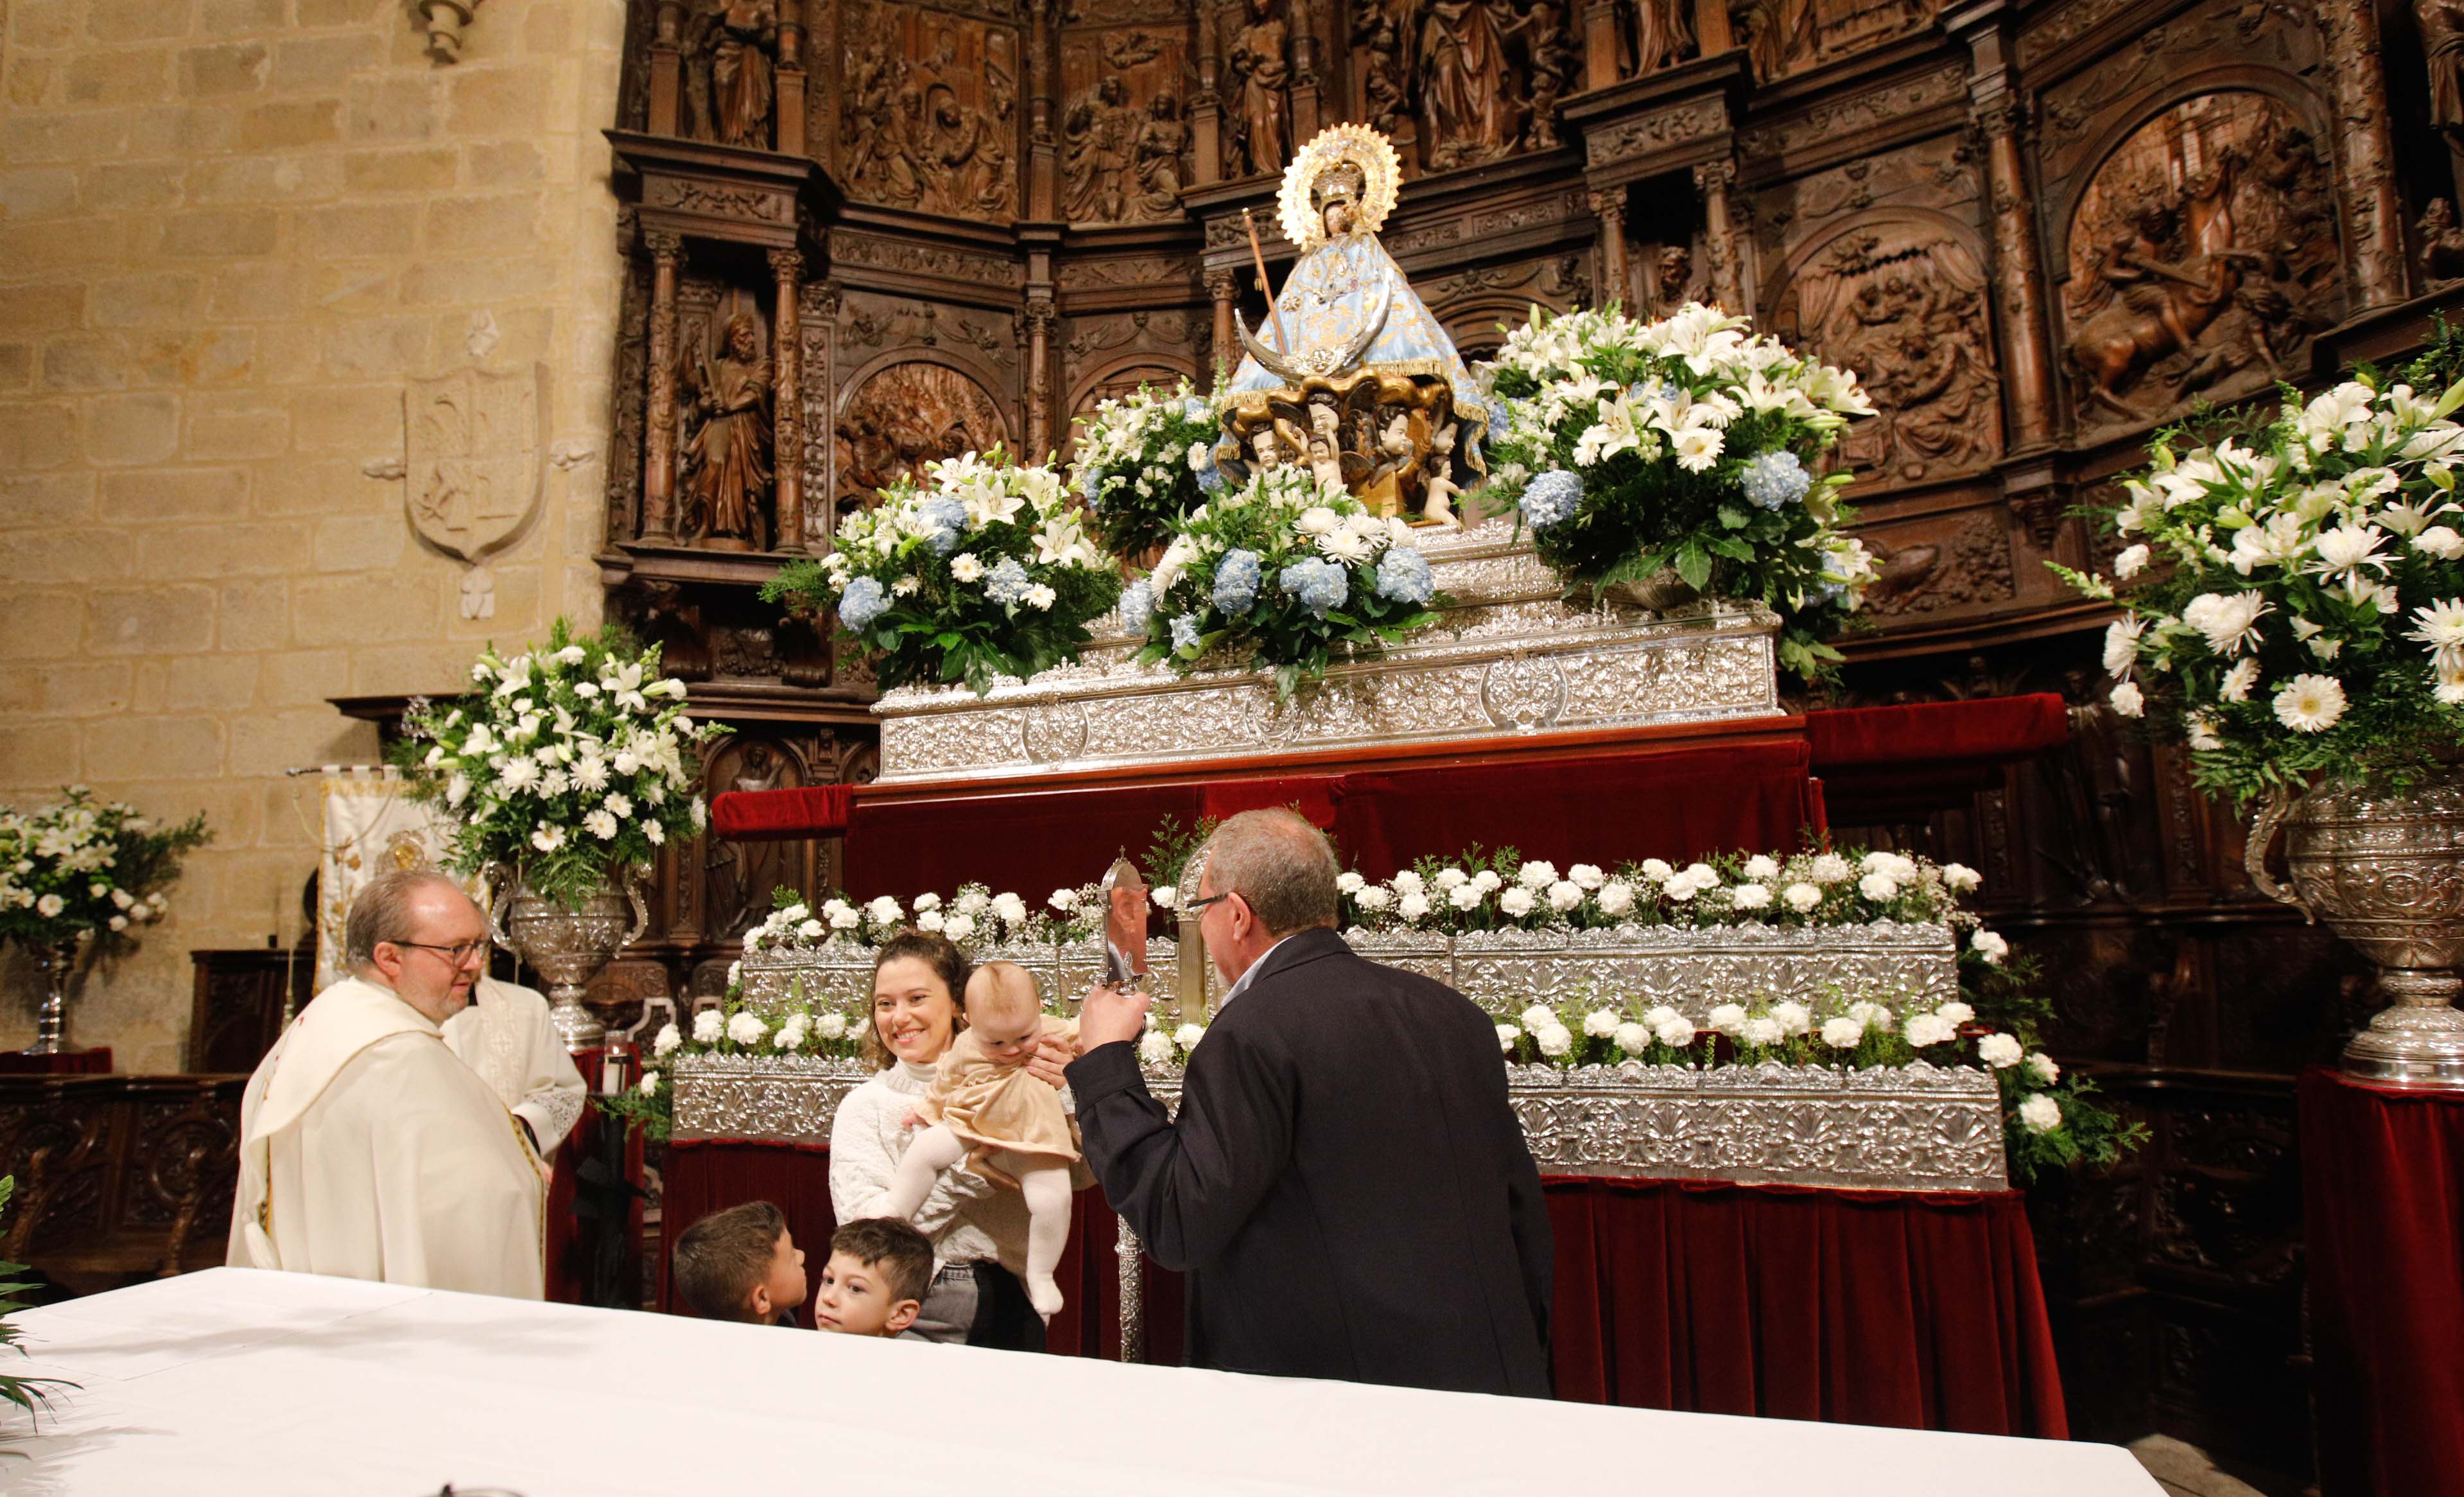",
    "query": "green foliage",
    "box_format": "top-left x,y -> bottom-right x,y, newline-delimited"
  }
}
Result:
0,788 -> 209,949
1067,382 -> 1226,560
1141,813 -> 1220,895
0,1177 -> 73,1439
